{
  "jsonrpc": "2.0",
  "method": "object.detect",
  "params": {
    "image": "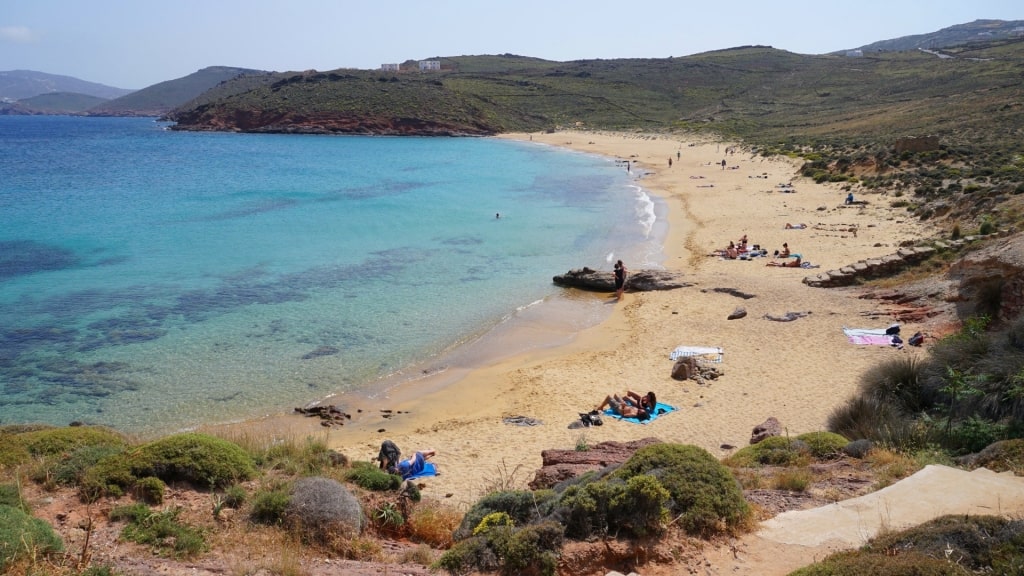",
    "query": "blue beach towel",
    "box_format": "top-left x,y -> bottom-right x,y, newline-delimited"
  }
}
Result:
404,461 -> 438,480
604,402 -> 677,425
